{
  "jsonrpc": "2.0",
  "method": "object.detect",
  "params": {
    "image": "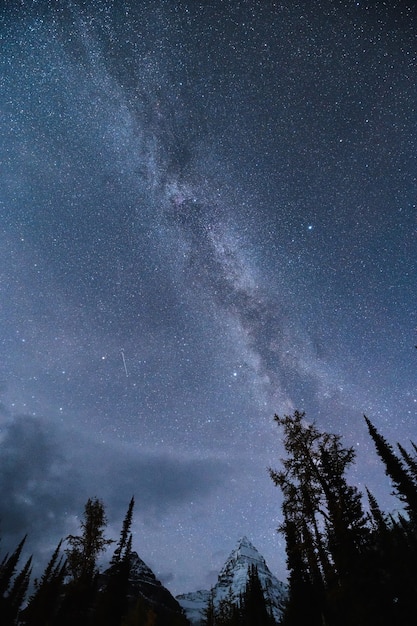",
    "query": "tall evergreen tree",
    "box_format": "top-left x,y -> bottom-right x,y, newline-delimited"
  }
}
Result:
57,497 -> 113,626
21,540 -> 66,626
270,411 -> 374,626
4,556 -> 32,625
240,564 -> 274,626
65,497 -> 113,582
366,488 -> 386,531
0,537 -> 31,626
364,416 -> 417,522
111,497 -> 135,567
94,497 -> 135,626
397,442 -> 417,483
0,536 -> 27,598
277,499 -> 323,626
